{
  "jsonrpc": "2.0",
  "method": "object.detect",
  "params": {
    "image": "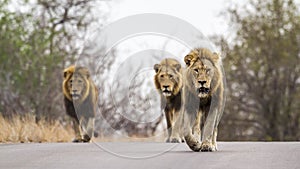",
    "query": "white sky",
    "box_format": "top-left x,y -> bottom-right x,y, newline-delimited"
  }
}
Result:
105,0 -> 300,39
94,0 -> 237,58
109,0 -> 230,37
